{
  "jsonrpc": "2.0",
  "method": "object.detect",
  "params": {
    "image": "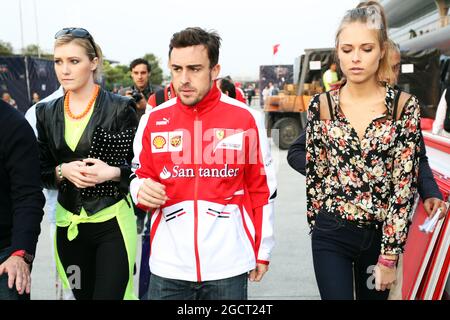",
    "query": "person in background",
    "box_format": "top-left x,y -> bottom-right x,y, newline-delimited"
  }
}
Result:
262,84 -> 271,105
121,58 -> 162,236
147,82 -> 176,109
2,92 -> 17,109
122,58 -> 162,121
218,76 -> 246,103
218,77 -> 236,99
386,41 -> 401,85
322,62 -> 340,91
0,99 -> 45,300
234,81 -> 246,103
432,86 -> 450,139
246,84 -> 256,106
32,92 -> 41,104
25,86 -> 75,300
384,39 -> 448,219
36,27 -> 138,300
